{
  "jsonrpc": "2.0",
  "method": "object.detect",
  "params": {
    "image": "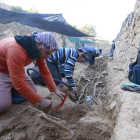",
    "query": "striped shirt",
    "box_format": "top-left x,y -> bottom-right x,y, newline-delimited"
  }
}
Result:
48,48 -> 79,87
